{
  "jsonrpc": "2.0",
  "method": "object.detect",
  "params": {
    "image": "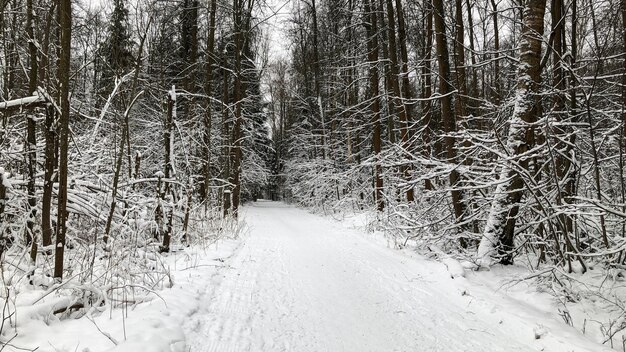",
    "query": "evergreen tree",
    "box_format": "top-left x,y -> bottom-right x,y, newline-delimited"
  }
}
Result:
96,0 -> 133,102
